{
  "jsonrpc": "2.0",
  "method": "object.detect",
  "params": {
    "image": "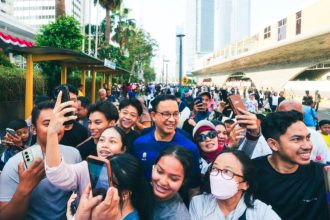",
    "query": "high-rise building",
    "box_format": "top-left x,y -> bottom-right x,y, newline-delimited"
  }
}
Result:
214,0 -> 250,50
185,0 -> 250,72
0,0 -> 13,15
12,0 -> 82,29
